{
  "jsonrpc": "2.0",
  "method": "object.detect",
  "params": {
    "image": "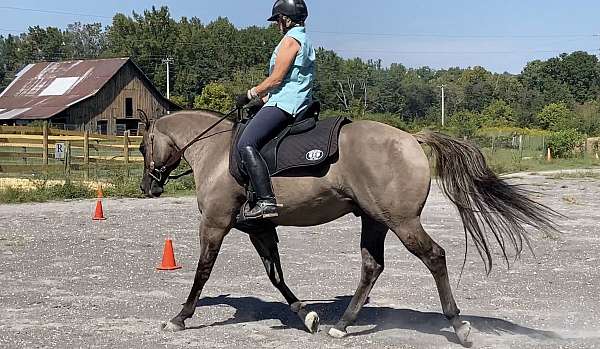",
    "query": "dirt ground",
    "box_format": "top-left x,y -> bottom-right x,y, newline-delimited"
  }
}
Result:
0,174 -> 599,349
